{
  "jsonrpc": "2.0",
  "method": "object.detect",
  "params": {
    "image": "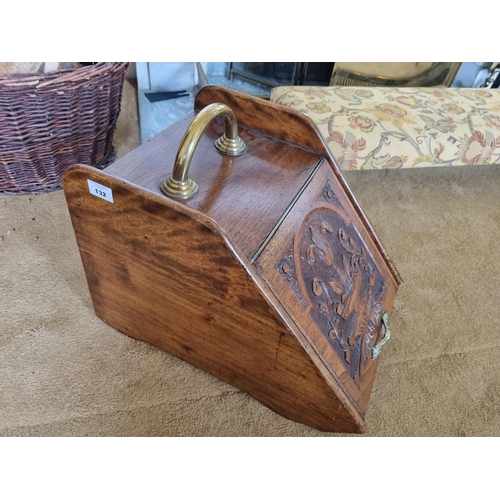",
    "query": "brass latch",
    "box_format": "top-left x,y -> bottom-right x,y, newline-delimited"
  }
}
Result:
372,312 -> 391,359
